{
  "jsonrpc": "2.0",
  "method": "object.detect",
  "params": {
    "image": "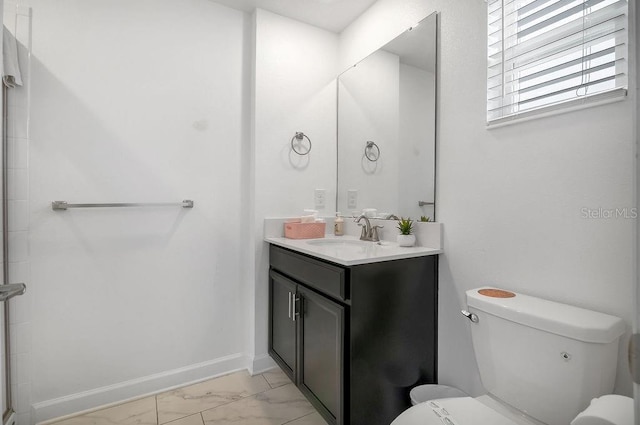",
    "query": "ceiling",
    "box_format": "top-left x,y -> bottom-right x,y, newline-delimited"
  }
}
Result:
208,0 -> 378,33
